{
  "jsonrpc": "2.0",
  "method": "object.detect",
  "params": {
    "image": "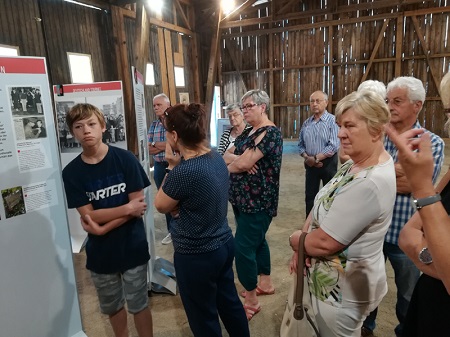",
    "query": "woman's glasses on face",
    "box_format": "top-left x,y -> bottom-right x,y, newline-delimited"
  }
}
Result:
240,103 -> 260,111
